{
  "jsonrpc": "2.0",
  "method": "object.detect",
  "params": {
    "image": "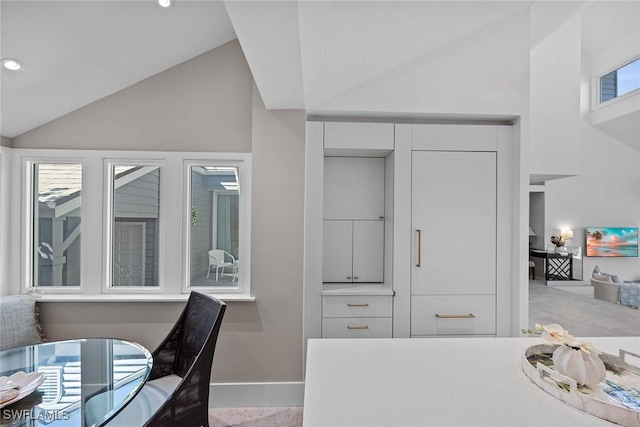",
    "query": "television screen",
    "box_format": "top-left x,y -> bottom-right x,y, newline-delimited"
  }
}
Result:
586,227 -> 638,257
